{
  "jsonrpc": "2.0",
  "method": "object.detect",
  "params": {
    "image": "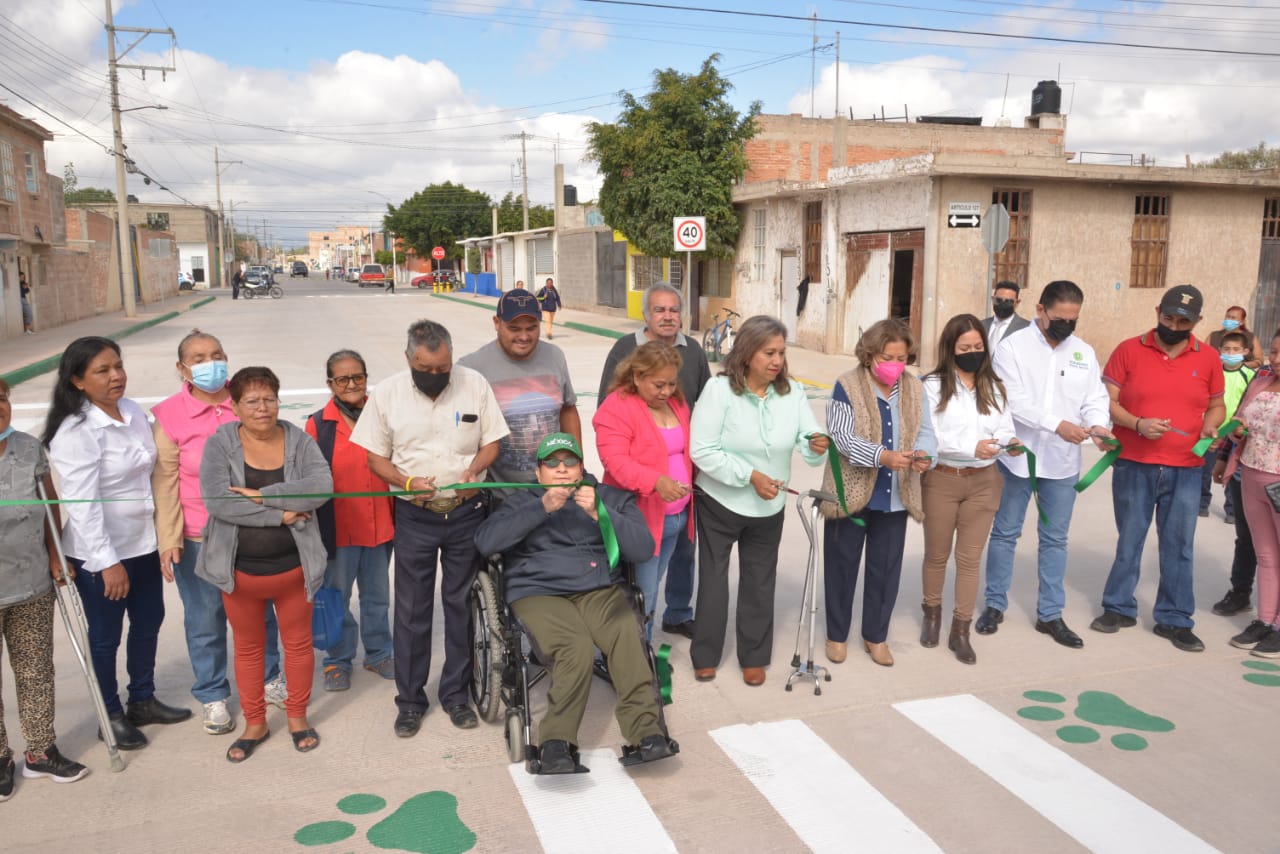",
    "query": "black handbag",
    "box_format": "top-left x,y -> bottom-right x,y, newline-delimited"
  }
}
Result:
1264,480 -> 1280,514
